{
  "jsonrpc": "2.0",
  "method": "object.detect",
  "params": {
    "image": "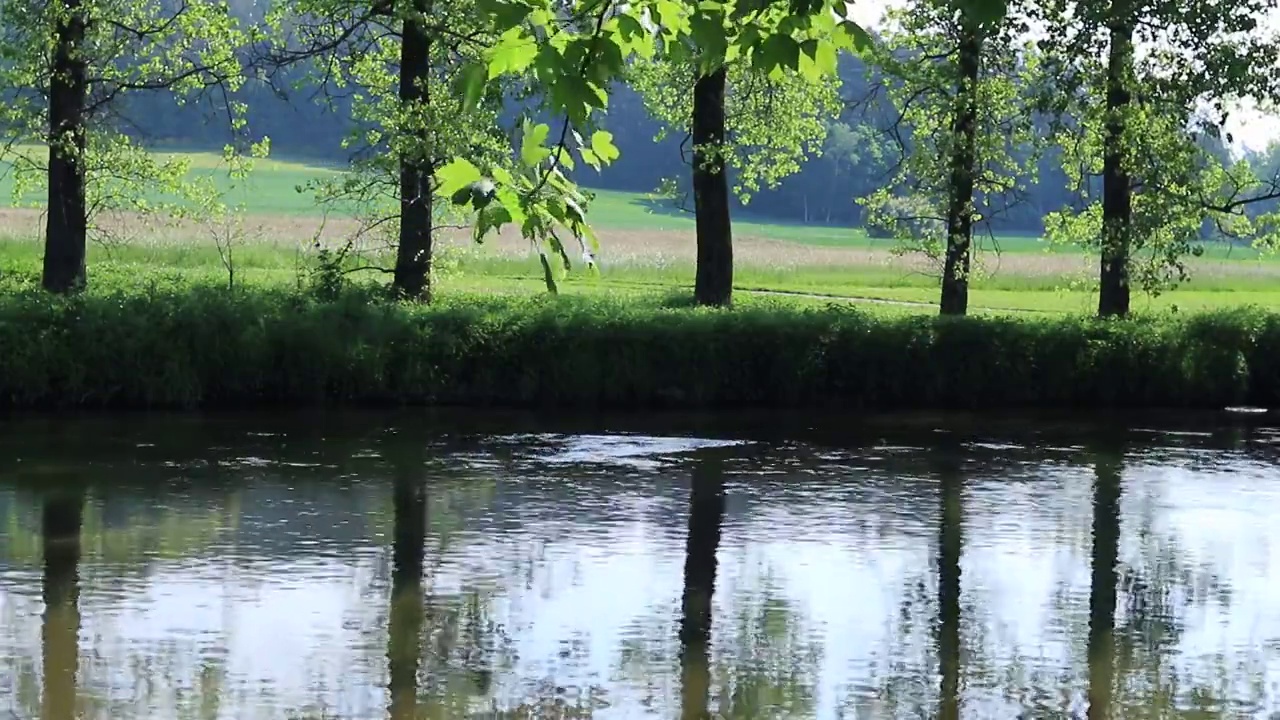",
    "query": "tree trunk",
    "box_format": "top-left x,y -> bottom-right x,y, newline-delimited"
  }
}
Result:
940,21 -> 982,317
1099,7 -> 1134,318
679,456 -> 726,720
43,0 -> 90,295
42,491 -> 84,720
387,475 -> 426,720
393,1 -> 434,301
1087,447 -> 1123,720
692,67 -> 733,307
